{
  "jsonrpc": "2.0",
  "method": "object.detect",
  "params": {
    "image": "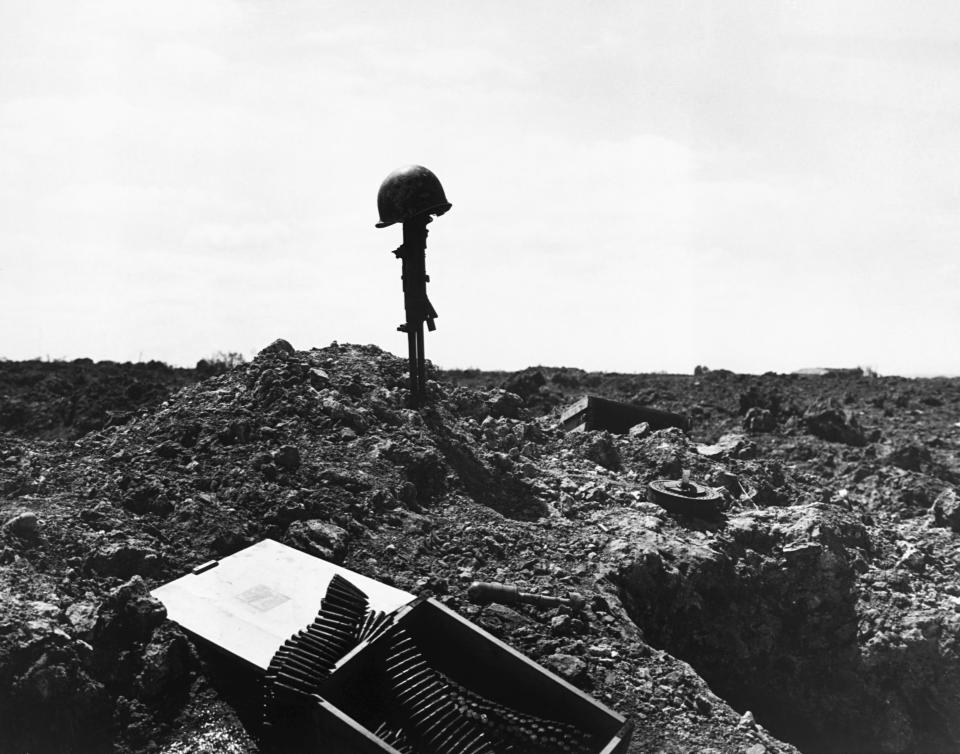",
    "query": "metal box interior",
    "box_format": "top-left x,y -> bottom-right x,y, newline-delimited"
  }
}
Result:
560,394 -> 690,434
306,598 -> 632,754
